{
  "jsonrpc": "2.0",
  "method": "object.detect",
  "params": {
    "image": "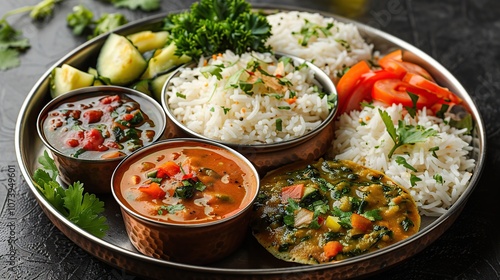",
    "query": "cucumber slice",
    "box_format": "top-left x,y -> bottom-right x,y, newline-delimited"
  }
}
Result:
127,30 -> 169,53
131,79 -> 152,96
88,67 -> 105,86
151,72 -> 173,102
140,42 -> 191,80
50,64 -> 95,98
96,33 -> 147,86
